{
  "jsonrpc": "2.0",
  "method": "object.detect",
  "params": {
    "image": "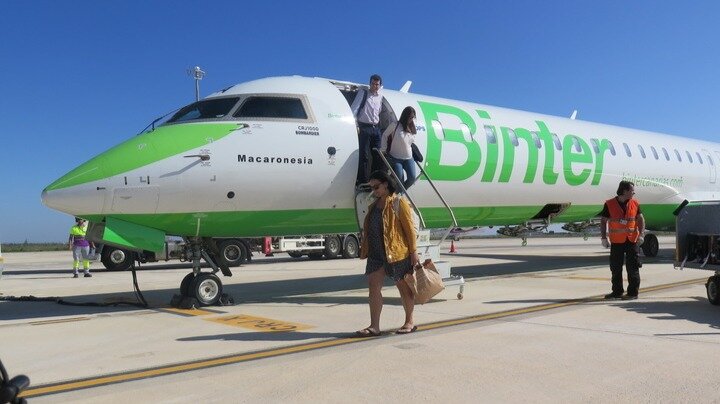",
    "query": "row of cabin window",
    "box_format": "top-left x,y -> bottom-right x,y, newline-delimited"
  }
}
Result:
480,125 -> 715,166
178,99 -> 715,168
